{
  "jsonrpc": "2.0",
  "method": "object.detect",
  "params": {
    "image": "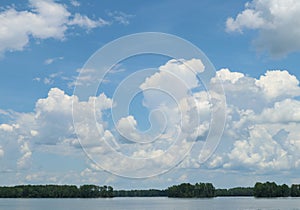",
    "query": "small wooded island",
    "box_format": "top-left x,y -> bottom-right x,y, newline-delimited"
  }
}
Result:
0,182 -> 299,198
